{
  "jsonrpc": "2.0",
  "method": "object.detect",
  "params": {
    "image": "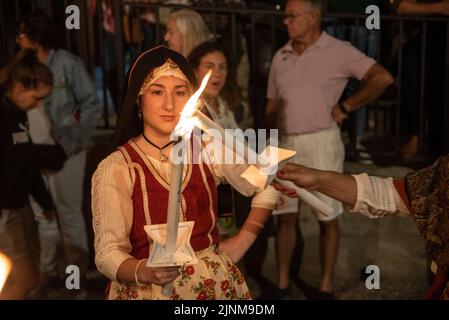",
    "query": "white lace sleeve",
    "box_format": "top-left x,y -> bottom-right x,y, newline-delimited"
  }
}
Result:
91,151 -> 135,281
350,173 -> 410,218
